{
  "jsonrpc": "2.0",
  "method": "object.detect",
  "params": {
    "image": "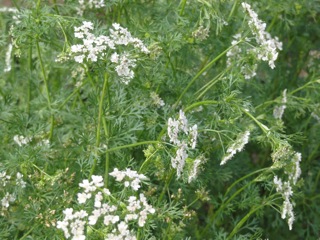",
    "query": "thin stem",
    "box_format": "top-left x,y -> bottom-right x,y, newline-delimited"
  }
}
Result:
174,43 -> 239,108
224,167 -> 269,197
36,40 -> 54,140
104,74 -> 111,186
158,169 -> 175,203
202,167 -> 269,235
105,141 -> 160,154
241,109 -> 269,135
184,100 -> 219,113
227,0 -> 238,21
90,74 -> 109,177
27,44 -> 32,117
179,0 -> 187,16
226,203 -> 266,240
